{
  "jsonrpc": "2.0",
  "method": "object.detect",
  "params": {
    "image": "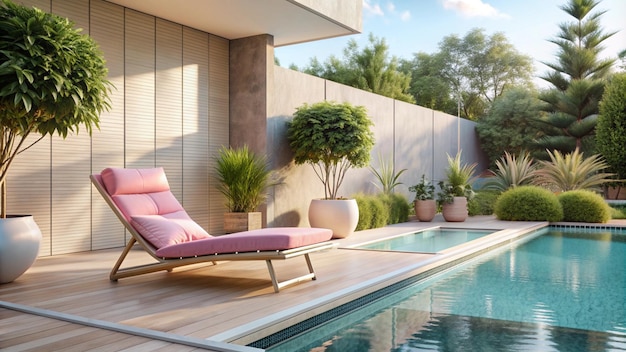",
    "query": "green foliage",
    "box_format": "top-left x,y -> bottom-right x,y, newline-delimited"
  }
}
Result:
494,186 -> 563,221
482,151 -> 537,192
369,153 -> 406,195
380,193 -> 410,224
287,101 -> 375,199
301,33 -> 415,103
609,205 -> 626,219
0,0 -> 111,217
533,149 -> 613,192
596,73 -> 626,182
214,146 -> 275,213
438,151 -> 476,204
537,0 -> 615,154
468,190 -> 499,216
408,174 -> 435,201
354,193 -> 408,230
400,28 -> 533,120
475,88 -> 544,167
558,190 -> 611,223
